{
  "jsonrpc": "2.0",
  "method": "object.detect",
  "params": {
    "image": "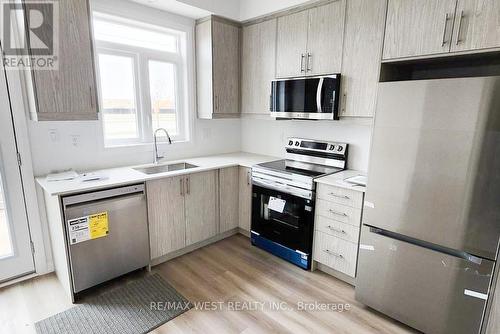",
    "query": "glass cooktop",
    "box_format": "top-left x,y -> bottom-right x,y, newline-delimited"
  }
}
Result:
257,159 -> 341,178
